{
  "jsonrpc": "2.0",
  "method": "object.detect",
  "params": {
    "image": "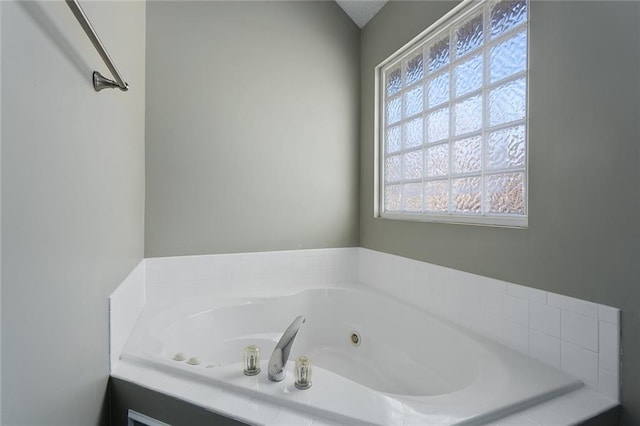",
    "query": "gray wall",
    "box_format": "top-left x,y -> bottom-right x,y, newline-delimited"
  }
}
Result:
1,1 -> 145,424
360,1 -> 640,424
145,1 -> 360,257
